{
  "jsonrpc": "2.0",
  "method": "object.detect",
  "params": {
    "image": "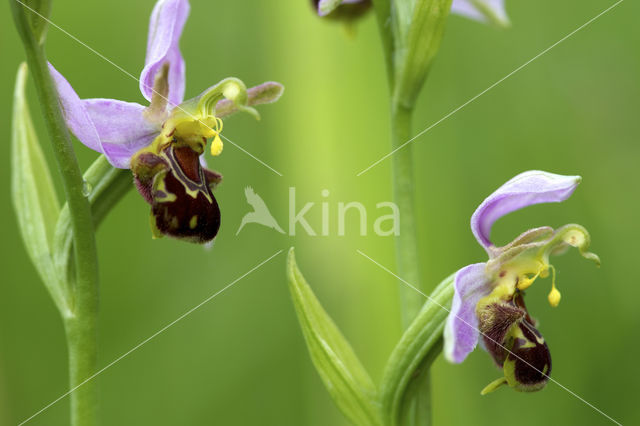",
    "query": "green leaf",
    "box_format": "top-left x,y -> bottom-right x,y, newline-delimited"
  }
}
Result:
53,155 -> 131,288
379,273 -> 454,426
371,0 -> 394,82
391,0 -> 452,108
11,62 -> 69,315
287,248 -> 383,426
